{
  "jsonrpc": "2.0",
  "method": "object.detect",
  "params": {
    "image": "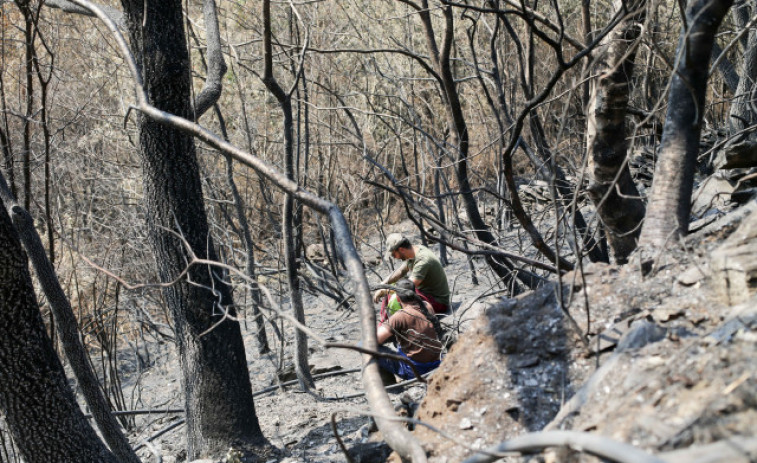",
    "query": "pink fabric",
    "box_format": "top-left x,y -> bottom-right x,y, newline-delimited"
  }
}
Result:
415,289 -> 449,315
379,296 -> 390,323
